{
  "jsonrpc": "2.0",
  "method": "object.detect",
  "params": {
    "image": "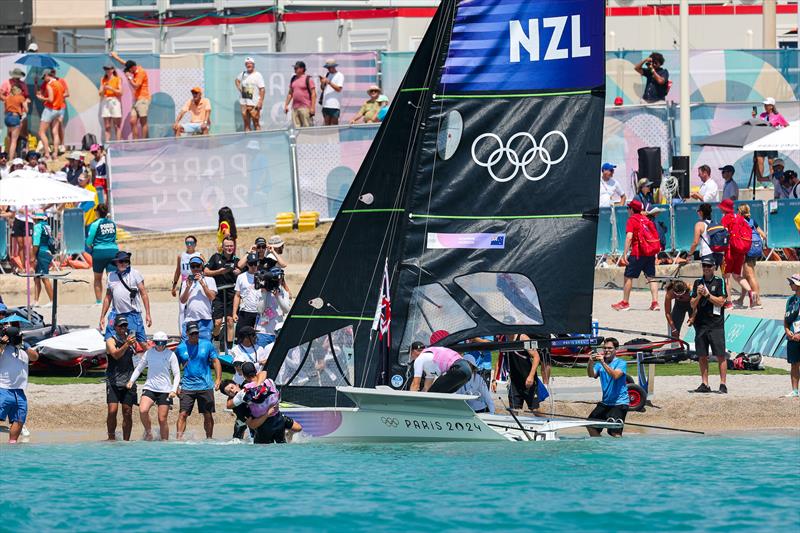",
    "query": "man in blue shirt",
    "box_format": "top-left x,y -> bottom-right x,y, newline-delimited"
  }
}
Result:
175,322 -> 222,439
586,337 -> 629,437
